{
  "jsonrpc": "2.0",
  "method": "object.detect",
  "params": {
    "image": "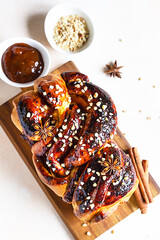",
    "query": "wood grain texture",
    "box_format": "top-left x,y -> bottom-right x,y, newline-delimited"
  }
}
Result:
0,61 -> 160,240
